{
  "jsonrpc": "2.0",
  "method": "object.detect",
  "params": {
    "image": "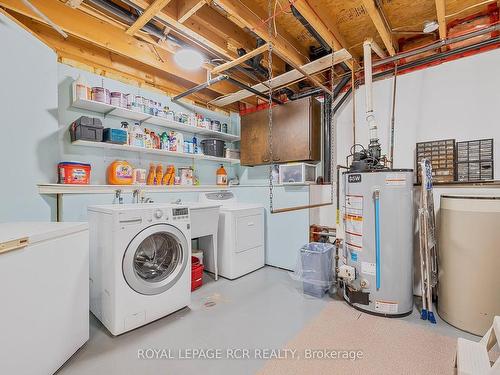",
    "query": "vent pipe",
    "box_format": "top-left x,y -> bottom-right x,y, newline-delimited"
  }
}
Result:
363,39 -> 386,159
